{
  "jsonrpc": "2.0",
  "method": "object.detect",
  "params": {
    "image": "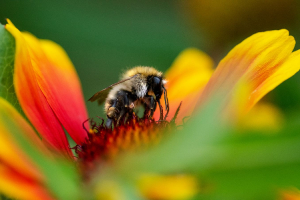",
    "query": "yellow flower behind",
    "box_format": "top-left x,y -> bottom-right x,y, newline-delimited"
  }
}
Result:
238,102 -> 284,132
139,174 -> 199,200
